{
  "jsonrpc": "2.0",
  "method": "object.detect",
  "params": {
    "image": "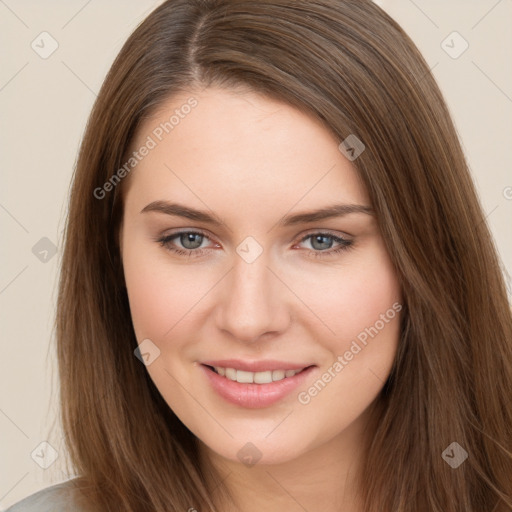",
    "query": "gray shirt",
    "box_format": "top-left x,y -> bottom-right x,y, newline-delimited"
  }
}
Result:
5,479 -> 85,512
